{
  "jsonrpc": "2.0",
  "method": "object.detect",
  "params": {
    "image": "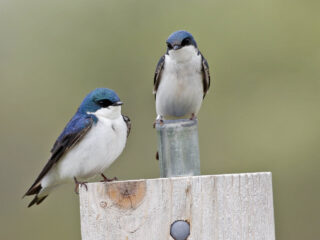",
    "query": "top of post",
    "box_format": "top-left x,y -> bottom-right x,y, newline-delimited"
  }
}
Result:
155,118 -> 198,129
